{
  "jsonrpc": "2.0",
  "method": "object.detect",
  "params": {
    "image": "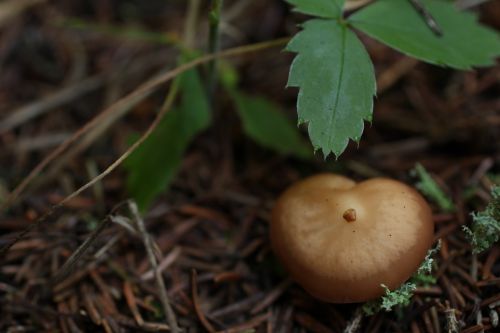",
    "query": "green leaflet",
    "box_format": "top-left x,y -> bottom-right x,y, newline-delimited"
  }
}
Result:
220,61 -> 312,159
412,163 -> 455,213
286,0 -> 345,19
230,91 -> 312,159
124,68 -> 210,211
287,19 -> 376,158
349,0 -> 500,69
